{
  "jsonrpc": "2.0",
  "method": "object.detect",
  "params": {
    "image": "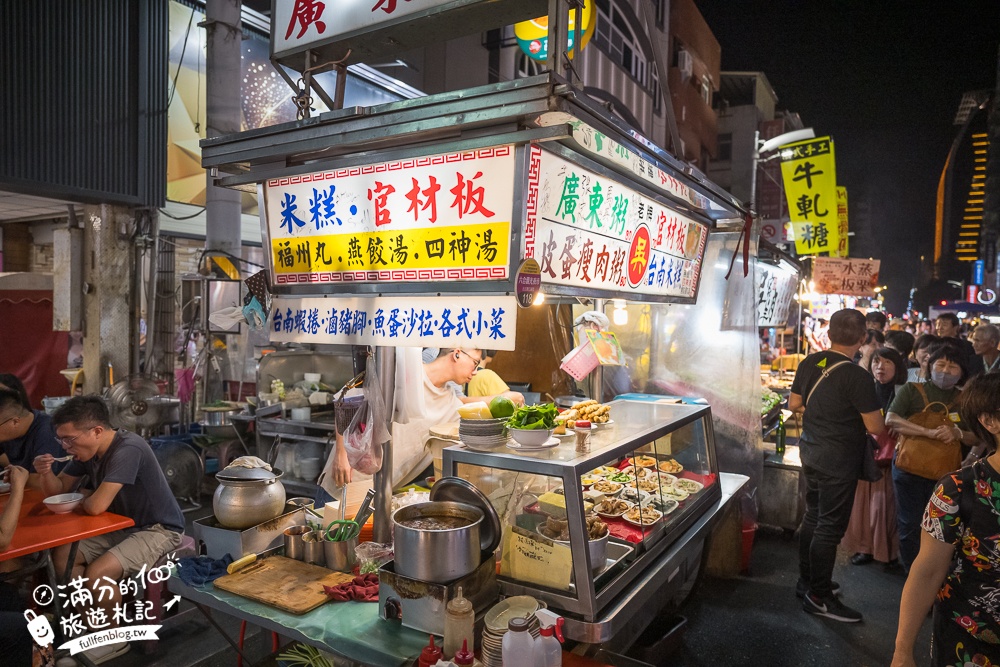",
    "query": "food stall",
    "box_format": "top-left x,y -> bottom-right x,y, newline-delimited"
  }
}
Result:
754,243 -> 804,531
184,1 -> 767,655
